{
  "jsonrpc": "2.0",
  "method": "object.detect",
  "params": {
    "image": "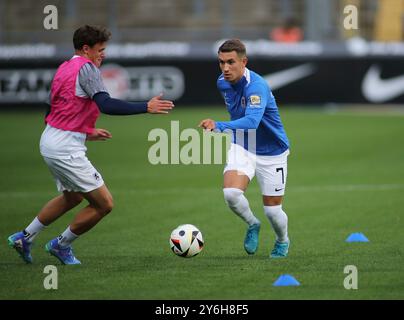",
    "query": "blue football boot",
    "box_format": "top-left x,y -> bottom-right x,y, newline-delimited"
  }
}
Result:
8,231 -> 33,264
45,238 -> 81,265
244,223 -> 261,254
270,239 -> 290,258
